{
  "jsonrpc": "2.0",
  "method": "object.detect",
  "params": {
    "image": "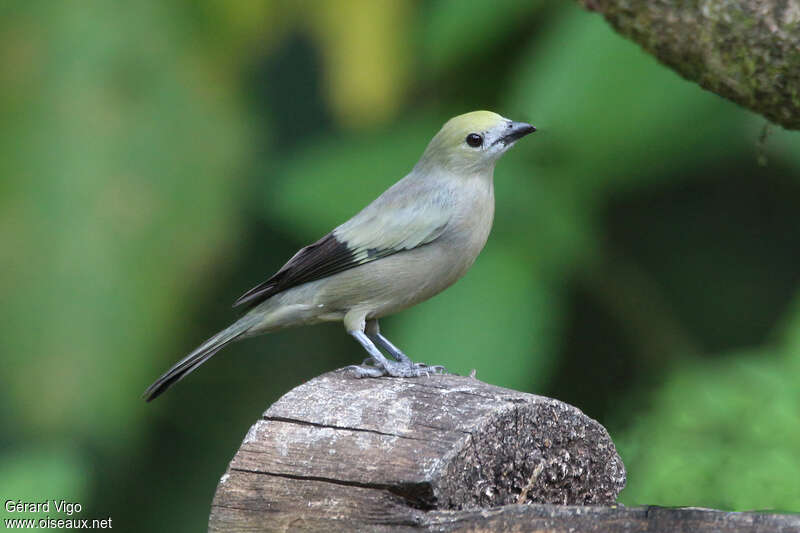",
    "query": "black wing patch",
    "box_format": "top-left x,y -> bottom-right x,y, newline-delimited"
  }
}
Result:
233,233 -> 394,309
